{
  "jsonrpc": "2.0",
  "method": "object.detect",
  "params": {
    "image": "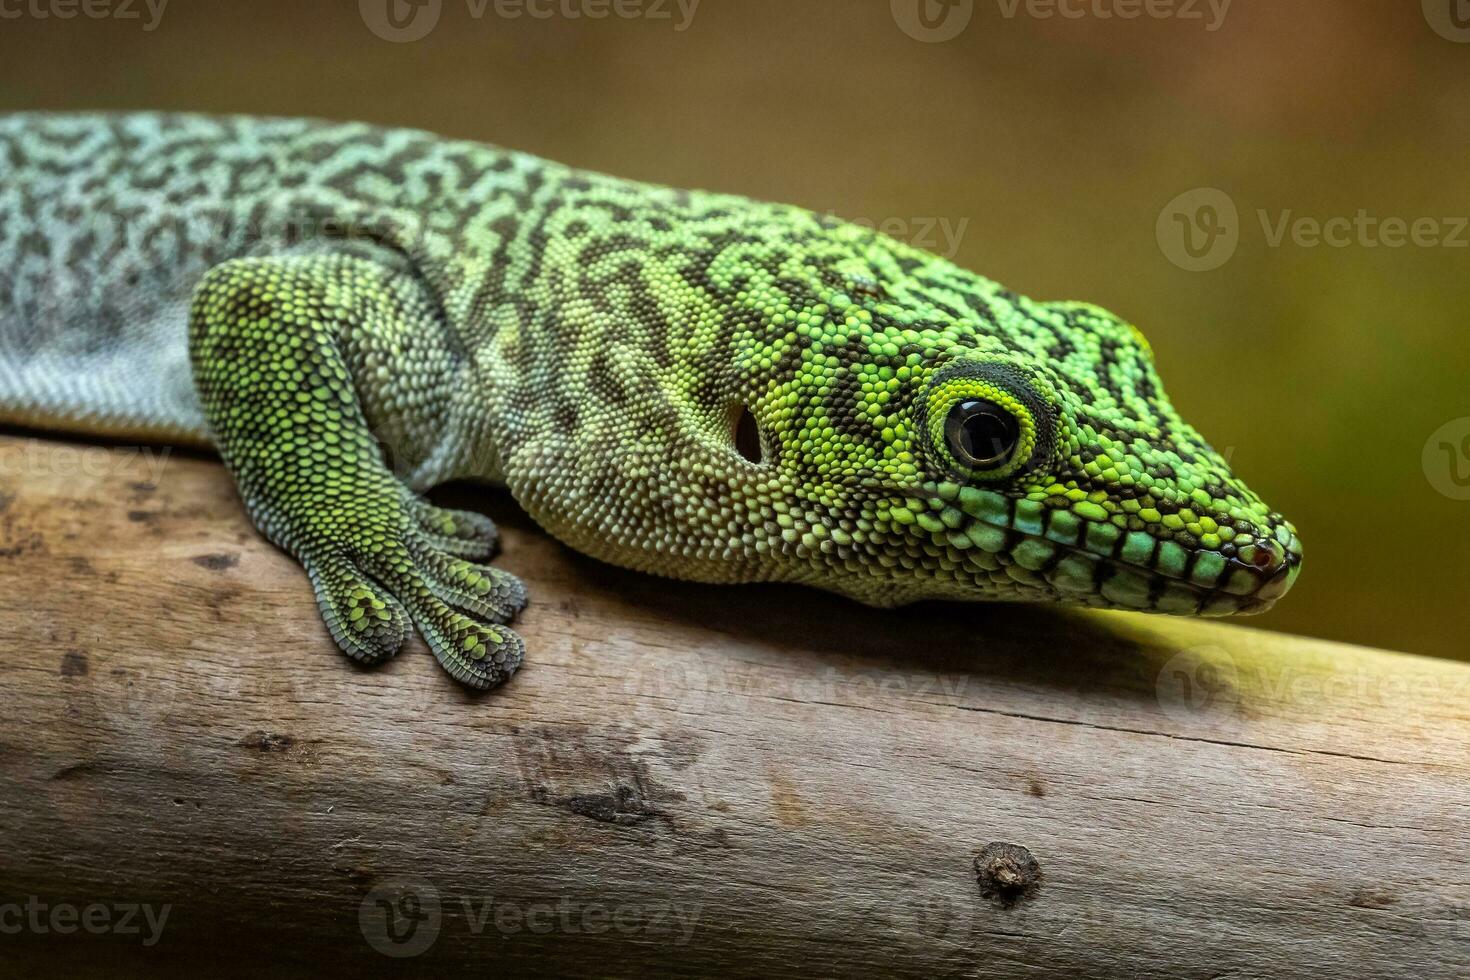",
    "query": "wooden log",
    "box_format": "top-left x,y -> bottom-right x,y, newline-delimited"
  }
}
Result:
0,432 -> 1465,978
